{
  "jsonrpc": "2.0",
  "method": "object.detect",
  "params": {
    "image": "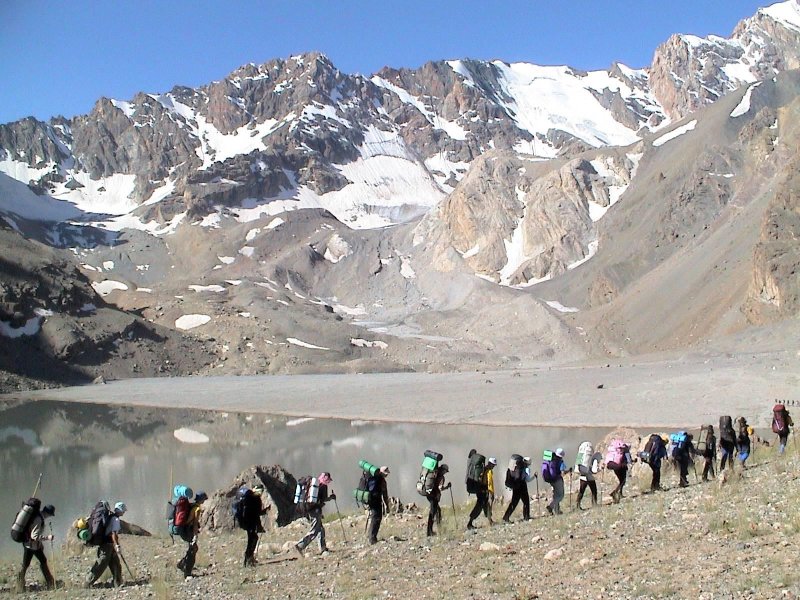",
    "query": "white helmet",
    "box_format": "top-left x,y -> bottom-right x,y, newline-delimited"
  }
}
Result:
114,501 -> 127,514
